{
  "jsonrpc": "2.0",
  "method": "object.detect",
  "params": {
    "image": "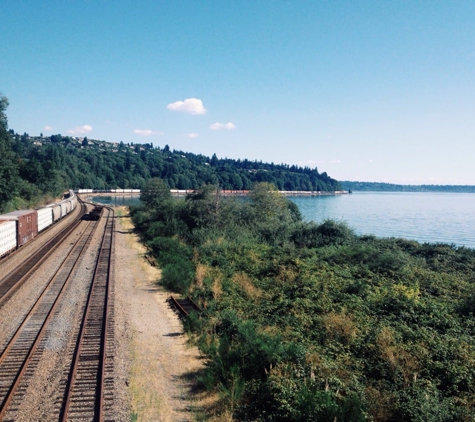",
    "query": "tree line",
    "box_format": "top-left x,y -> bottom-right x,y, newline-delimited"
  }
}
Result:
0,96 -> 341,212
